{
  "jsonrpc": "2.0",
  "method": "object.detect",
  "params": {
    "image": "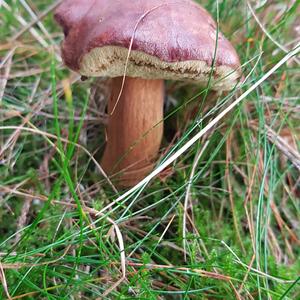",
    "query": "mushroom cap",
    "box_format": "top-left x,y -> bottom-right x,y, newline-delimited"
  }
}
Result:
55,0 -> 241,90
